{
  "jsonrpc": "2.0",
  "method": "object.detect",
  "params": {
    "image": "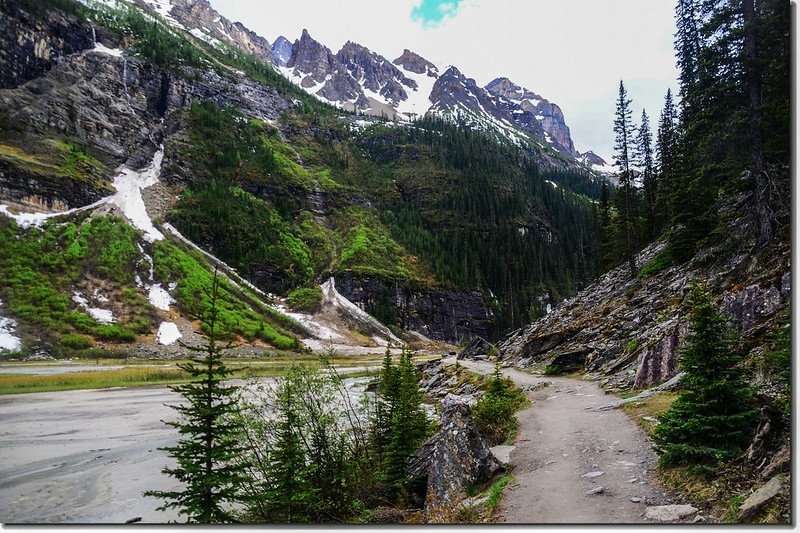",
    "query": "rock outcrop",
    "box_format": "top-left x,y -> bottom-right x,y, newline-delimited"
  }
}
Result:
393,49 -> 438,76
497,186 -> 791,394
738,476 -> 784,521
270,36 -> 293,67
334,272 -> 494,344
485,77 -> 579,157
133,0 -> 276,64
286,29 -> 340,89
0,2 -> 93,89
0,2 -> 292,211
456,336 -> 493,361
408,395 -> 502,509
